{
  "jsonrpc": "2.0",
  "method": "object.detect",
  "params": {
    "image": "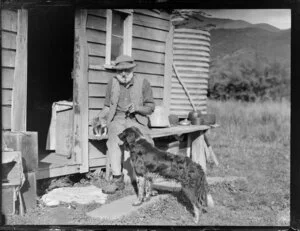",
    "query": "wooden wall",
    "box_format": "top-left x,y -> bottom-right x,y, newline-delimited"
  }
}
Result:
171,28 -> 211,117
1,10 -> 18,130
85,9 -> 170,165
